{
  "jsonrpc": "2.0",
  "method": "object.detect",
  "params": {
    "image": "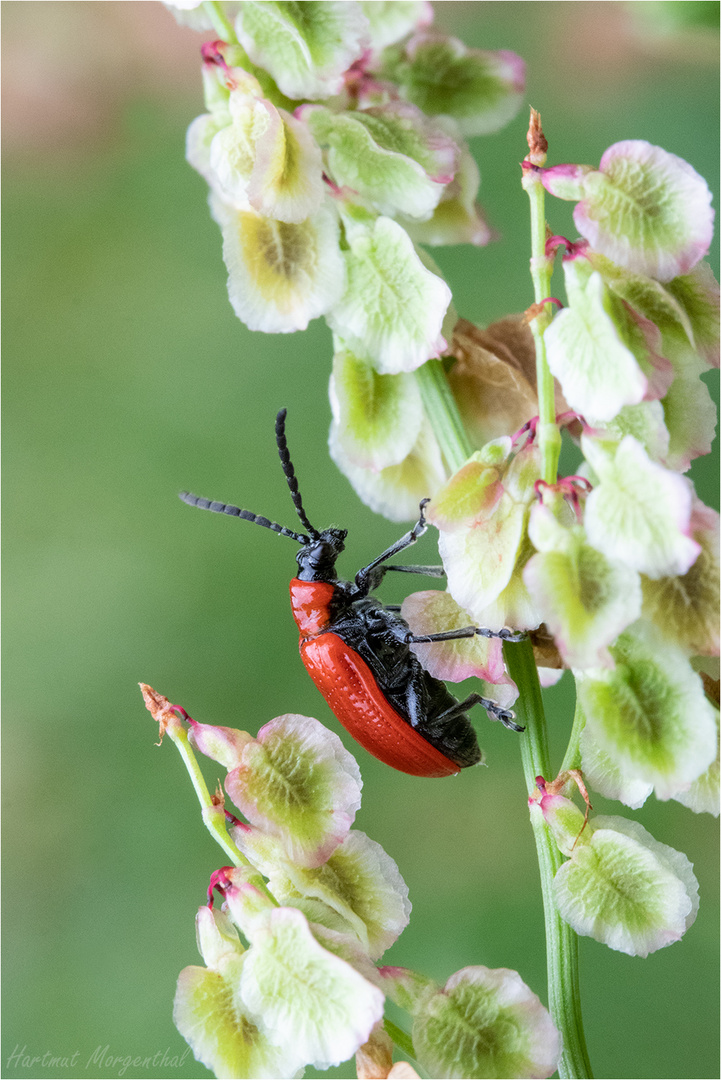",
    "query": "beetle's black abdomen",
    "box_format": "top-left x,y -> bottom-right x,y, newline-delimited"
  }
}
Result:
409,672 -> 482,767
329,597 -> 482,769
